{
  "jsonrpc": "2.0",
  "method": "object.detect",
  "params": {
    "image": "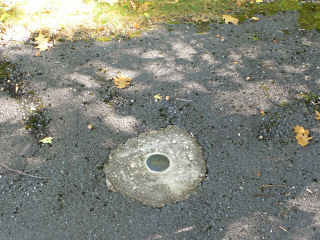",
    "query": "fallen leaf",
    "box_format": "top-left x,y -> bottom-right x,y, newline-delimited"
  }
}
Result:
222,15 -> 239,25
39,137 -> 54,144
236,0 -> 247,7
113,75 -> 132,89
140,2 -> 150,11
154,94 -> 162,100
260,110 -> 266,116
256,0 -> 264,2
315,111 -> 320,120
129,0 -> 136,10
35,33 -> 52,51
134,22 -> 141,29
252,16 -> 260,21
88,124 -> 95,130
294,125 -> 312,147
